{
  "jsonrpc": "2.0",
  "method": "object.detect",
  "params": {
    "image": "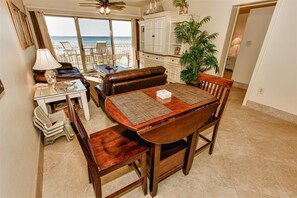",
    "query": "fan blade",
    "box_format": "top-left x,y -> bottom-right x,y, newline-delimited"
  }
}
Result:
80,3 -> 101,4
109,1 -> 126,5
109,5 -> 126,10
